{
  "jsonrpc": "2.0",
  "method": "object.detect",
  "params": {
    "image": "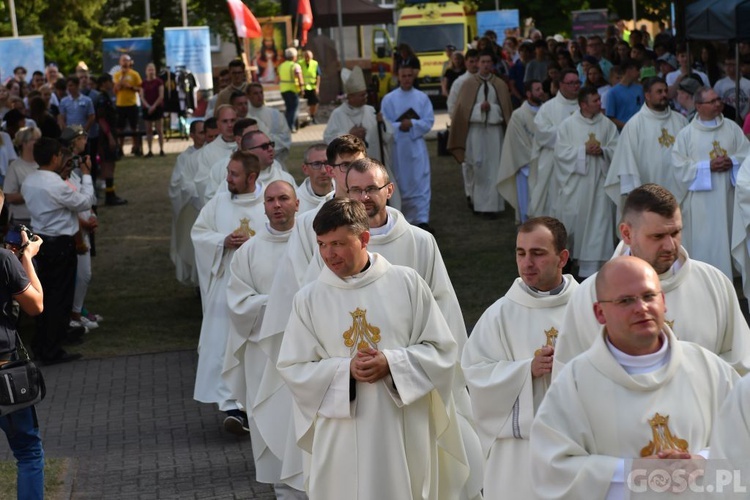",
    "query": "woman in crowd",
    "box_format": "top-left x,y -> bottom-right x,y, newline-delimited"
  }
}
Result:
0,85 -> 10,120
4,126 -> 40,227
442,51 -> 466,97
140,62 -> 165,157
584,64 -> 612,113
28,96 -> 60,139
